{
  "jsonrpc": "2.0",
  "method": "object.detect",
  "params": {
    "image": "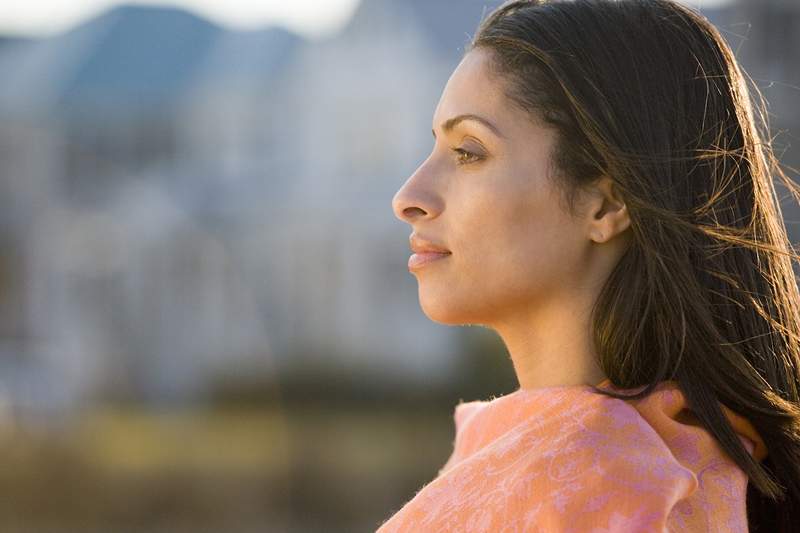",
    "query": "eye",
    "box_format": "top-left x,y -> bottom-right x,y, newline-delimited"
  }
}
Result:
452,147 -> 483,165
